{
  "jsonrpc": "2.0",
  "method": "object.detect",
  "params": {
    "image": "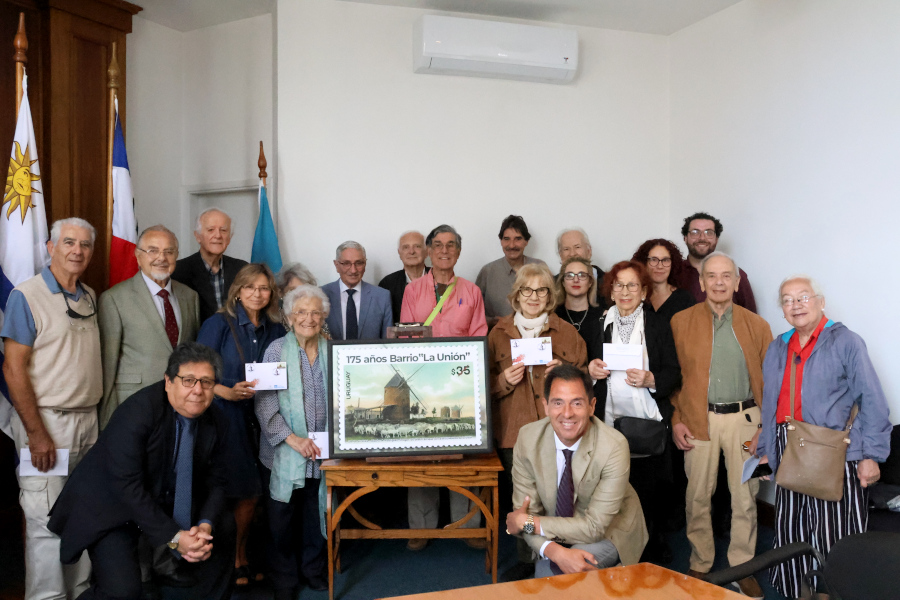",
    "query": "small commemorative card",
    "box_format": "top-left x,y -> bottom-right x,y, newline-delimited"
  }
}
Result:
602,343 -> 642,371
246,362 -> 288,390
309,431 -> 330,460
511,337 -> 553,366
